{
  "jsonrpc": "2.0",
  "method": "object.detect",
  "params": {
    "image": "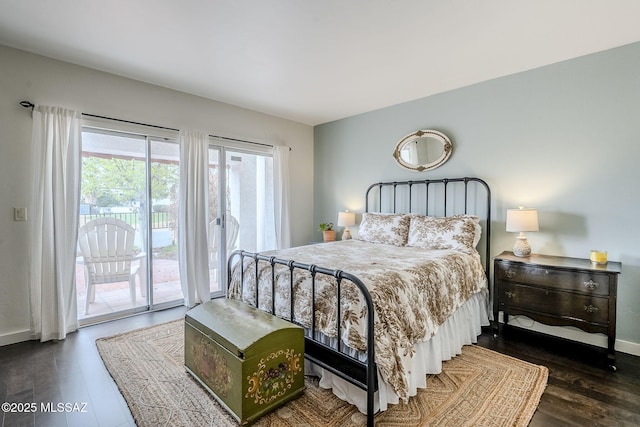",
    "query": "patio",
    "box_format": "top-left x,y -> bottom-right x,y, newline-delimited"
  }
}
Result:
76,258 -> 224,321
